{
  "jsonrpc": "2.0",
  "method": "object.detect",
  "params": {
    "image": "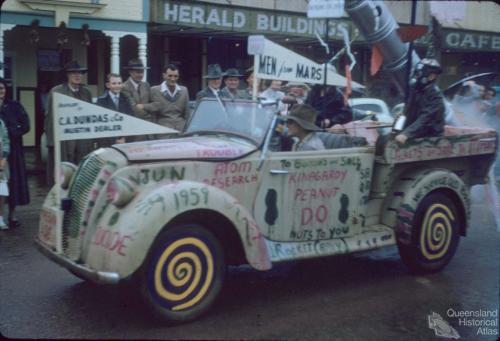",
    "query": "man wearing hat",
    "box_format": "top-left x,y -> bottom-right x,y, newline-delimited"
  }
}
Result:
220,68 -> 250,100
195,64 -> 225,102
121,58 -> 155,140
285,104 -> 325,151
45,60 -> 94,185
